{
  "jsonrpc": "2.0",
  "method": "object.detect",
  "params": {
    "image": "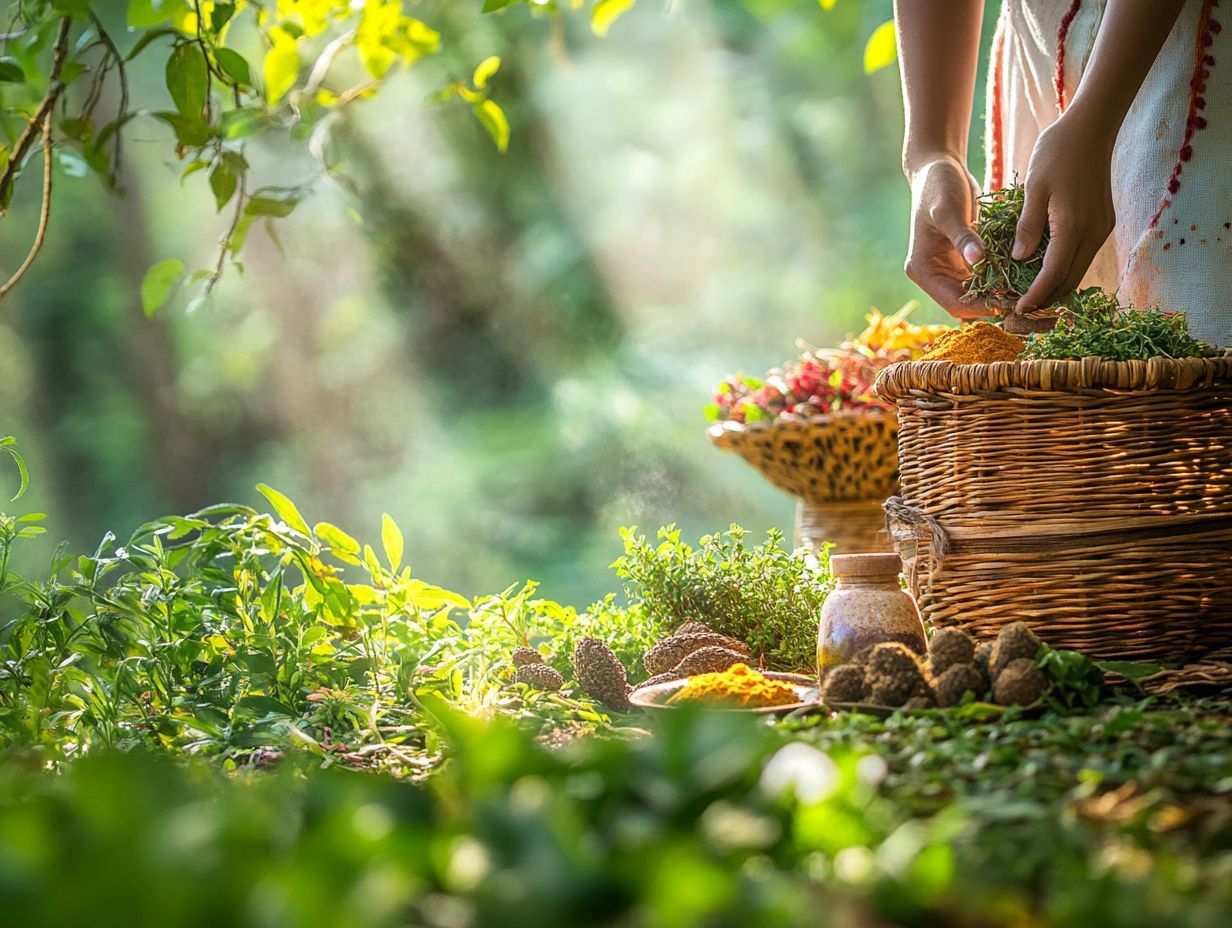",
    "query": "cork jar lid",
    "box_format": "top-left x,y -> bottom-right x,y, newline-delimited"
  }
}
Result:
830,552 -> 903,578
